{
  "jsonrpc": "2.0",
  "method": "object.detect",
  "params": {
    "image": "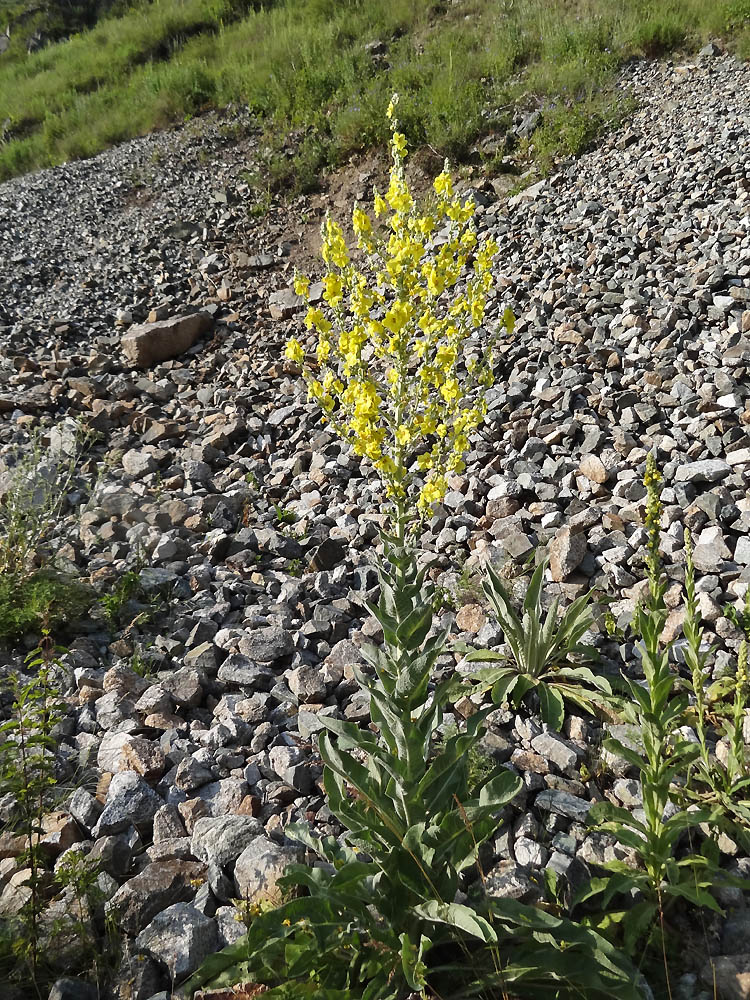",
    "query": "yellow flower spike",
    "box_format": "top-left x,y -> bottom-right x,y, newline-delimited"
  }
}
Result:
280,94 -> 511,524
